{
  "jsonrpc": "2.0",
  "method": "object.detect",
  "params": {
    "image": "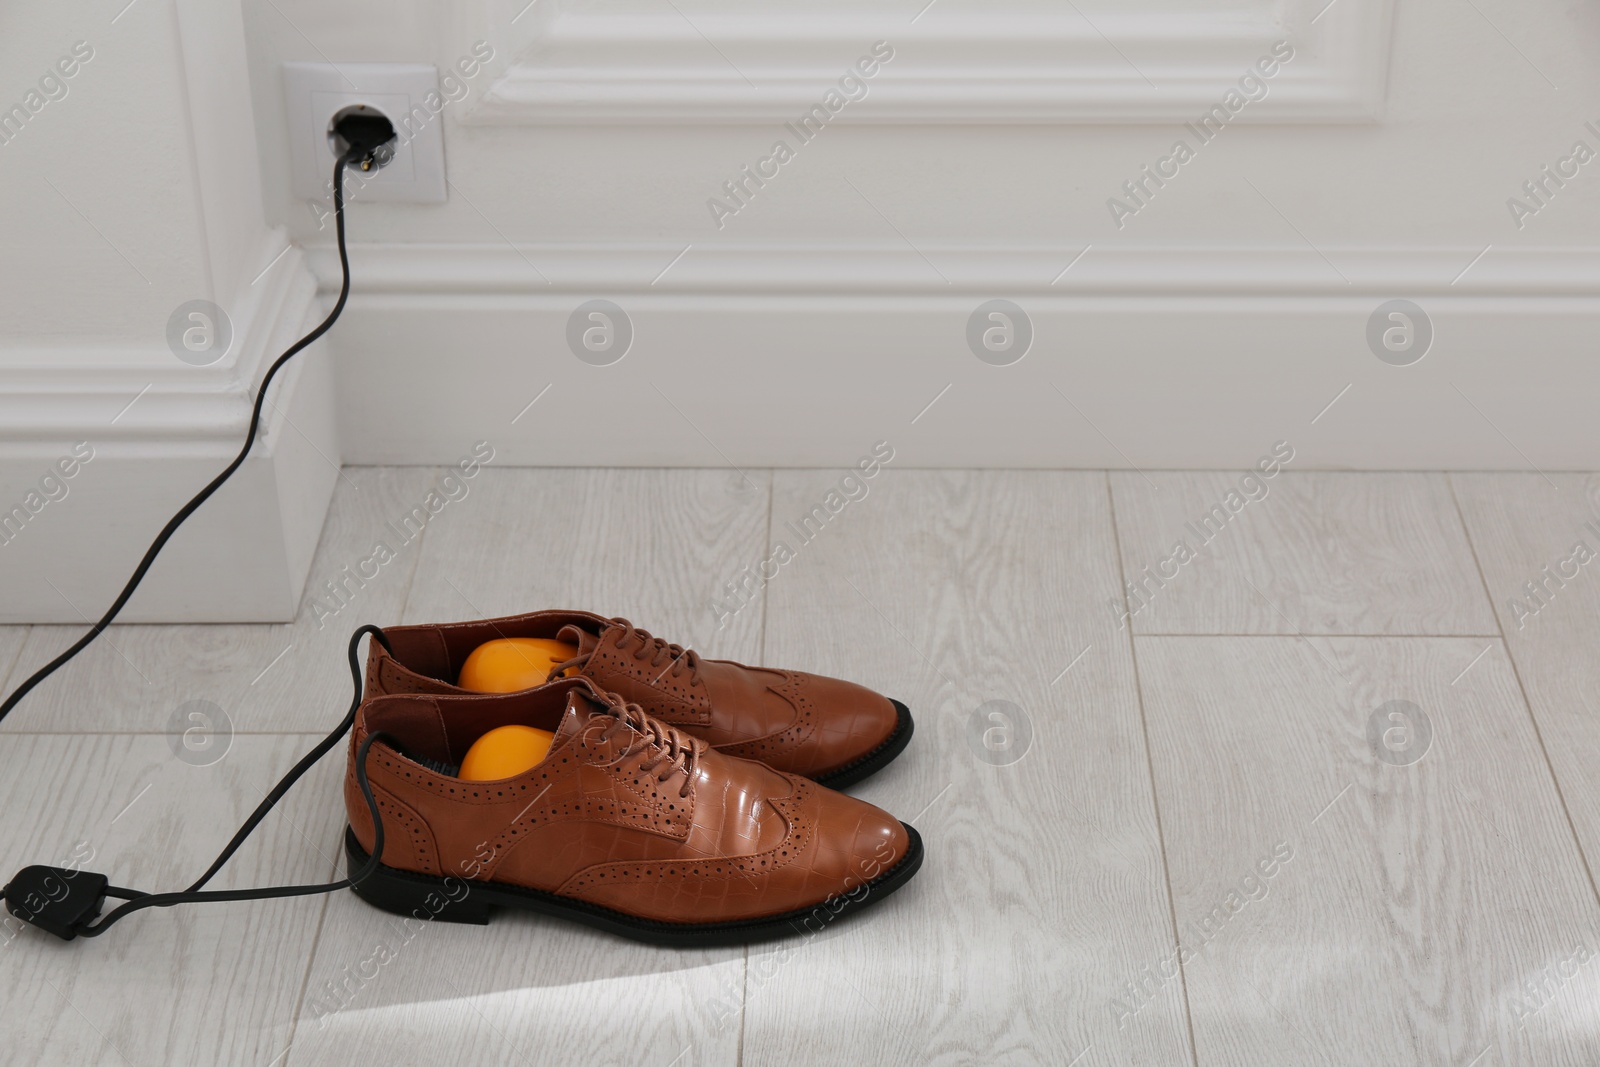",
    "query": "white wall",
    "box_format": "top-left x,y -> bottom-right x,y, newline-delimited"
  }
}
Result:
3,0 -> 1598,618
233,0 -> 1600,471
245,0 -> 1600,248
0,0 -> 337,621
